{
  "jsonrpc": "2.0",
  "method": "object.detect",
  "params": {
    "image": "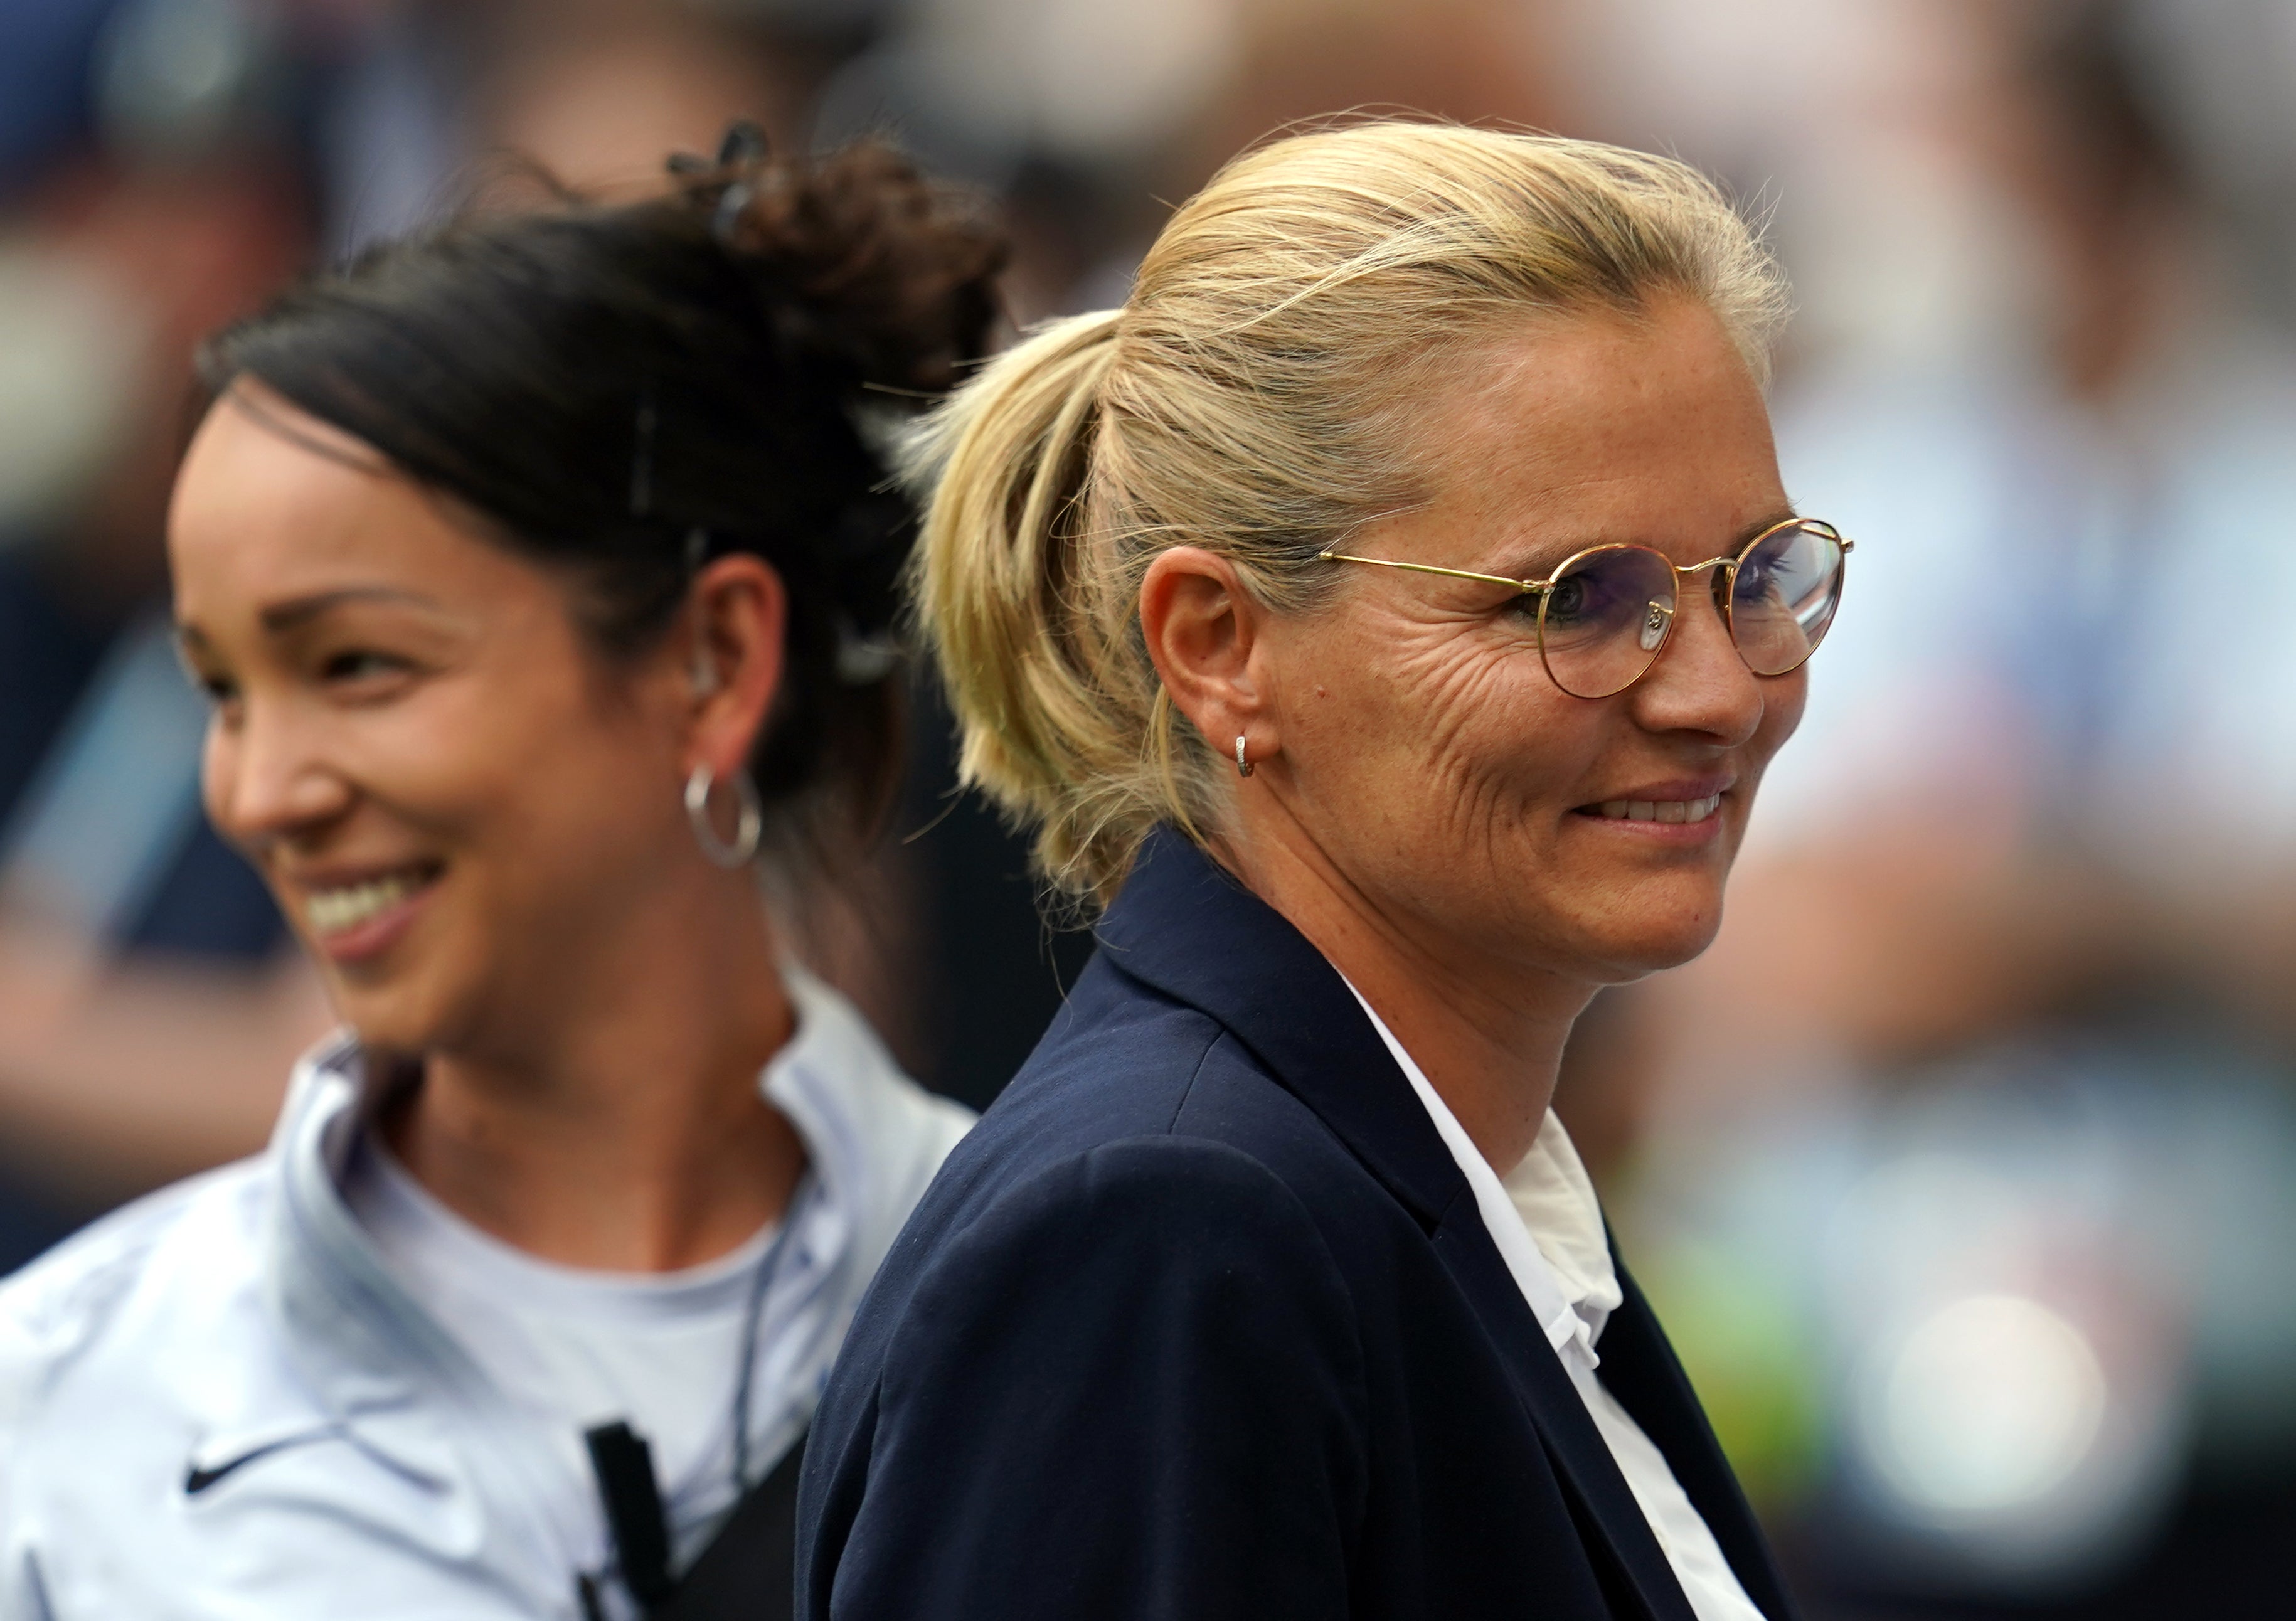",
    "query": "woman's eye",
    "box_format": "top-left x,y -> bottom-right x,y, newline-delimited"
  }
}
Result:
1735,560 -> 1783,603
319,649 -> 413,685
